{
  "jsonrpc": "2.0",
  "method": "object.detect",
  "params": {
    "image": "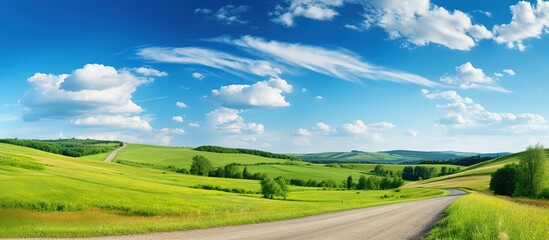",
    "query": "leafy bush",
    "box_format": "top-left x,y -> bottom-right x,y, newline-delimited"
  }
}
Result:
489,163 -> 519,196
